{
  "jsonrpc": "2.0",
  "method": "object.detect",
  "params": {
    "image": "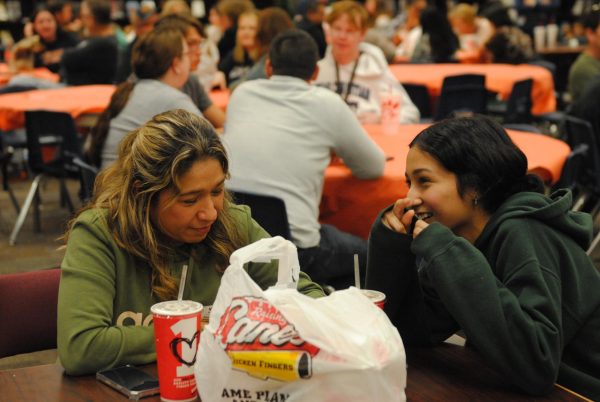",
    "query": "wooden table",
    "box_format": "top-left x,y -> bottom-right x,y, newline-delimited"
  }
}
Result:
389,63 -> 556,115
0,85 -> 115,132
320,124 -> 570,239
0,342 -> 589,401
